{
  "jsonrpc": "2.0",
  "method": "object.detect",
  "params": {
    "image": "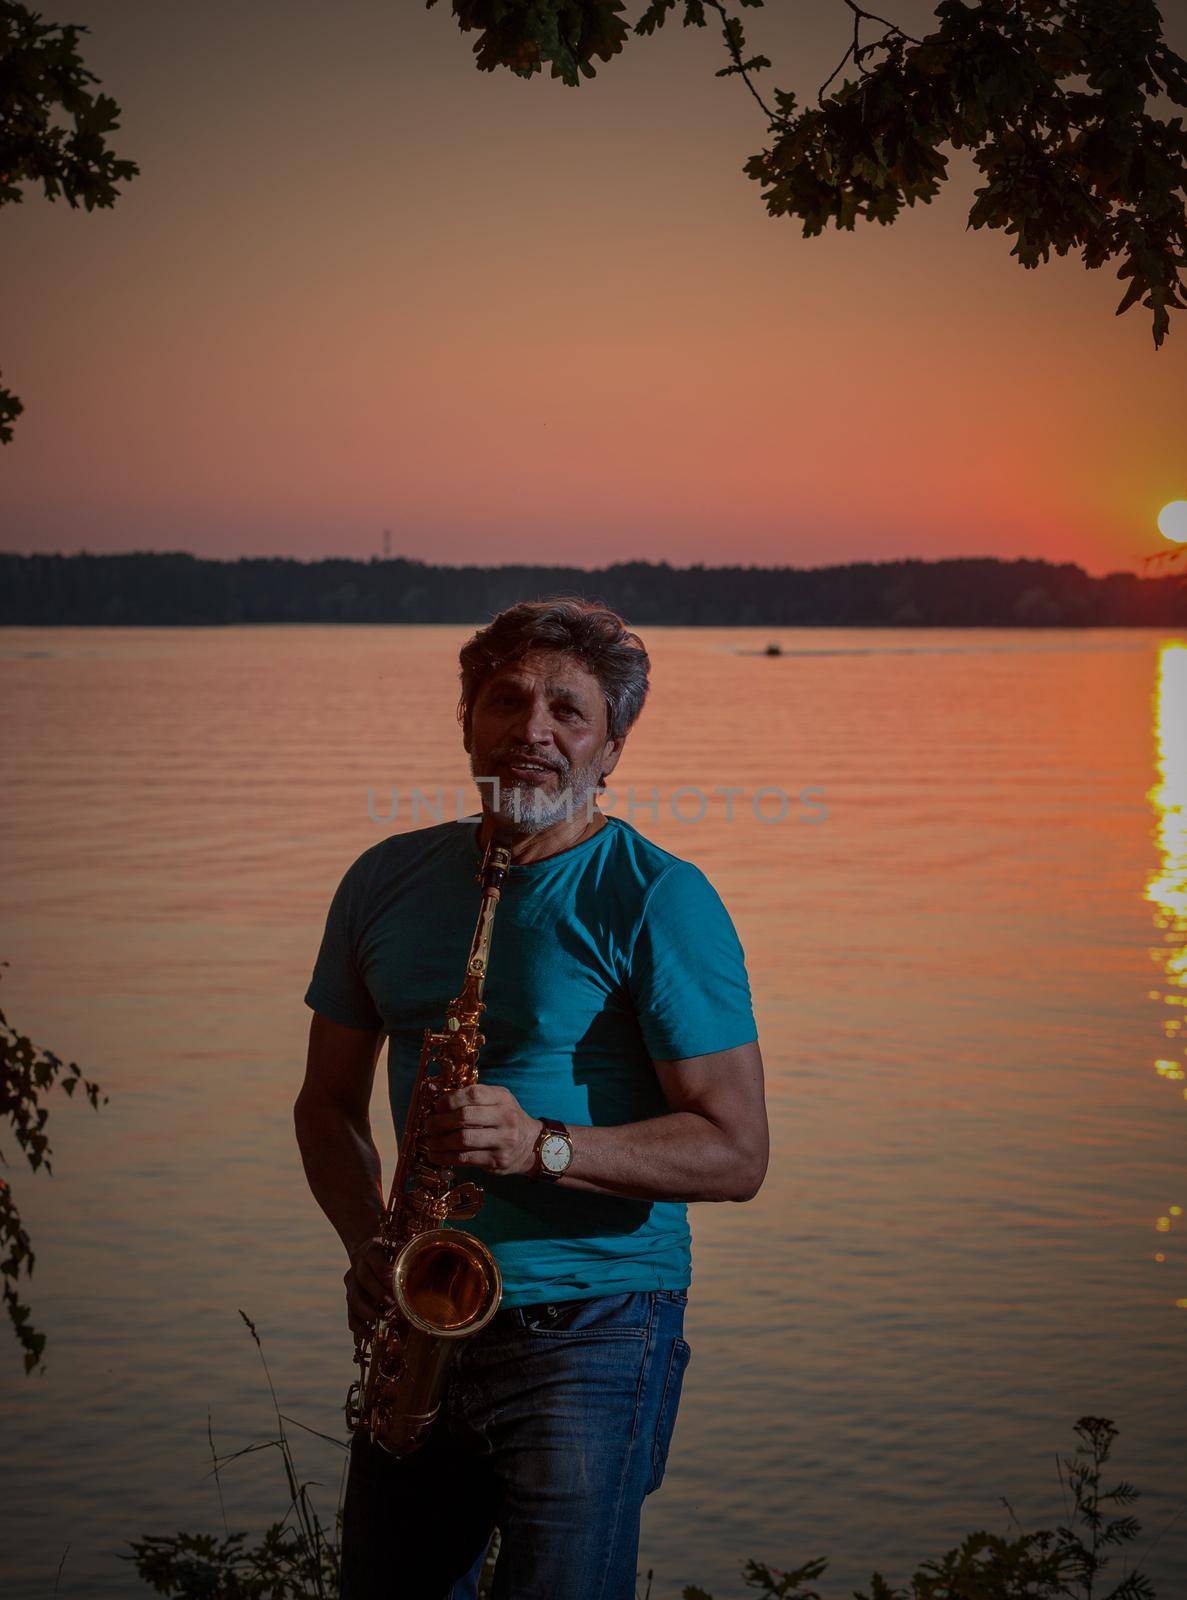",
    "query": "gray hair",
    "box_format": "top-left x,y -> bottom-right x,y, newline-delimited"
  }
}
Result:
457,596 -> 650,743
